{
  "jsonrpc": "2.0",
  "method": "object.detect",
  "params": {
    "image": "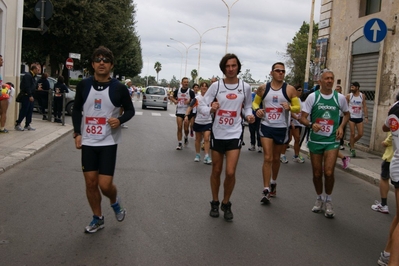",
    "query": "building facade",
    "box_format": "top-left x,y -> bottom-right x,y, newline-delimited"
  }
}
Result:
0,0 -> 24,128
318,0 -> 398,153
